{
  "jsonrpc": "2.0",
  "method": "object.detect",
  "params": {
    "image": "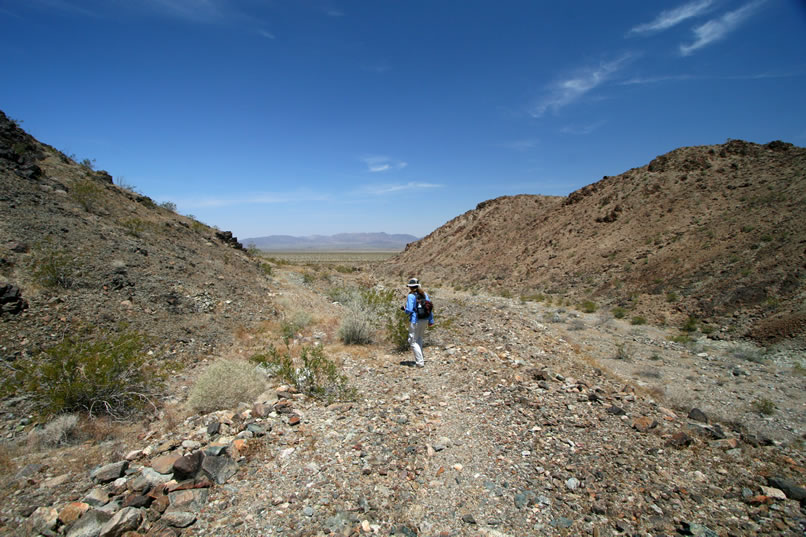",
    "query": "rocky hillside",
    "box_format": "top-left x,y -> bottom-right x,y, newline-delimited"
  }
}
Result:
0,109 -> 276,366
382,140 -> 806,343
